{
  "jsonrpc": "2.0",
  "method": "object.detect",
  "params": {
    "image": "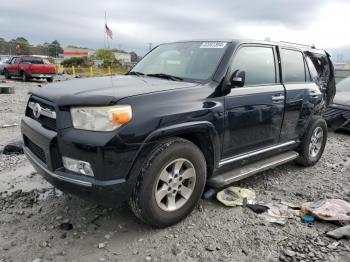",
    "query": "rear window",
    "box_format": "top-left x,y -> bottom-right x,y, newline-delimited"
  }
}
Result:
22,57 -> 44,64
281,49 -> 306,83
